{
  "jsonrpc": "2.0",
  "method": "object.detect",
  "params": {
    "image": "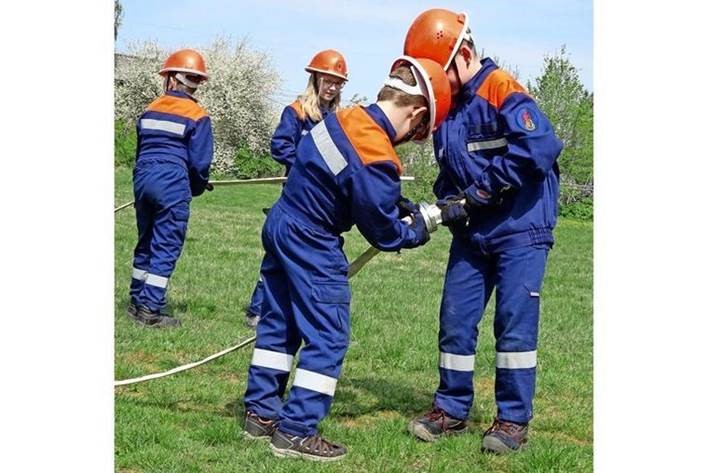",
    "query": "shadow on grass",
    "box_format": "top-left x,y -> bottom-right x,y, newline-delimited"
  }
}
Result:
119,394 -> 239,420
330,375 -> 432,418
